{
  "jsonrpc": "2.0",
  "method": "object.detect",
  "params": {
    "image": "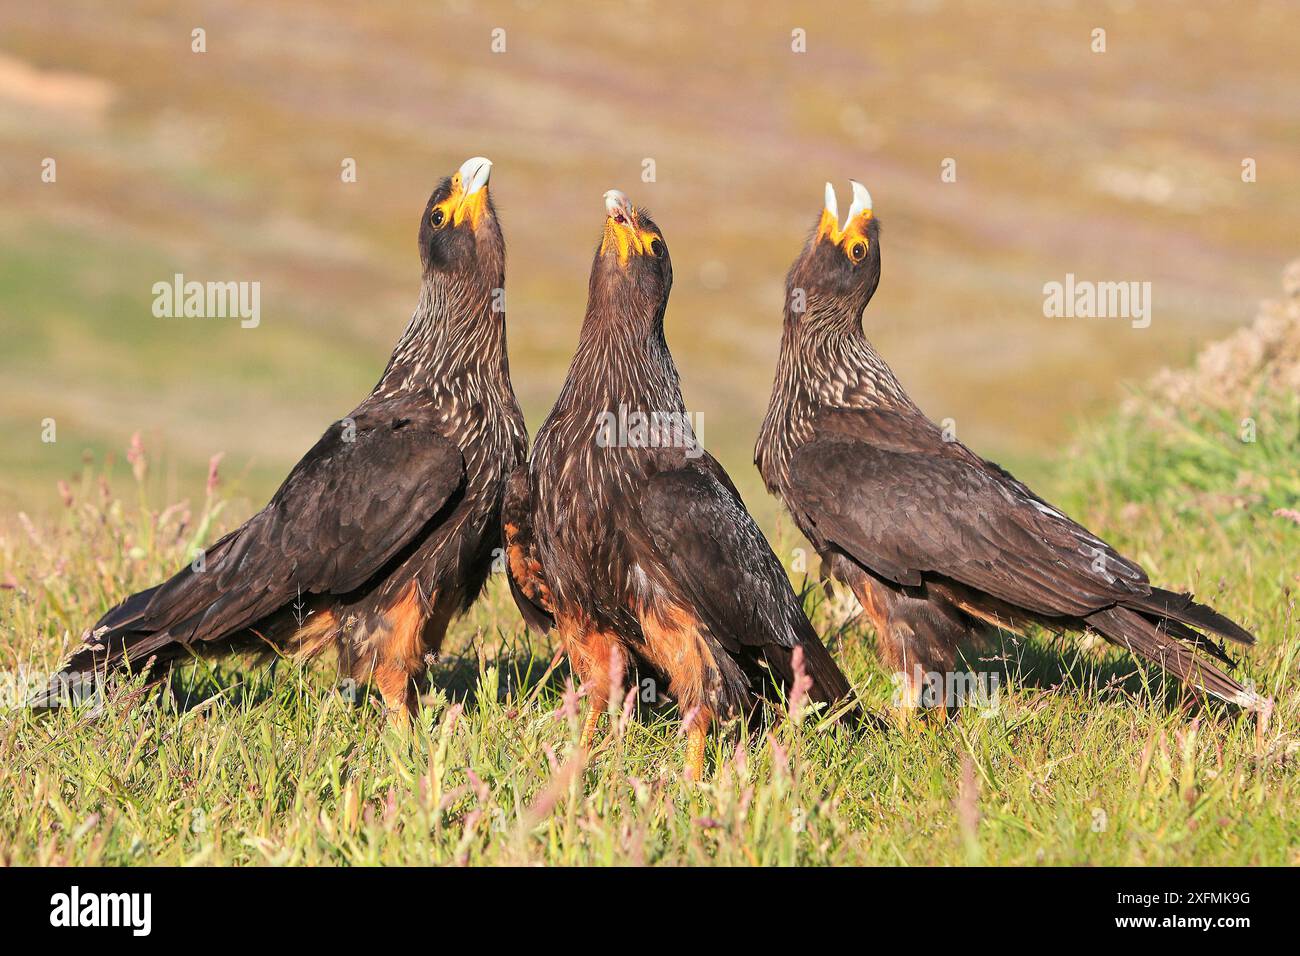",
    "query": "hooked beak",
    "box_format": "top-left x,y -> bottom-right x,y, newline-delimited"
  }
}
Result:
460,156 -> 492,197
451,156 -> 492,227
847,180 -> 872,223
817,179 -> 874,245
